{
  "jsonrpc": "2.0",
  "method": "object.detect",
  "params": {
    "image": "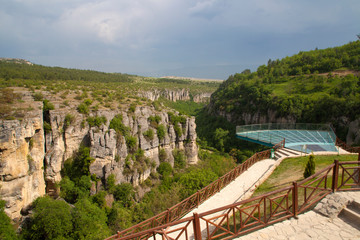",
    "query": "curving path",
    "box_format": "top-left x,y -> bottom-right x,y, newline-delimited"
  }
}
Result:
171,148 -> 356,239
